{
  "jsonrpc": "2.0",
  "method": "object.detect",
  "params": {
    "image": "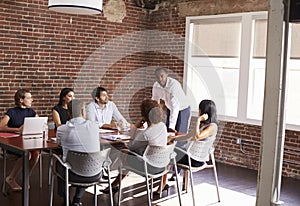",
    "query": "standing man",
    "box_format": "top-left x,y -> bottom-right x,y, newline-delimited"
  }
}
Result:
152,67 -> 191,133
86,86 -> 129,129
